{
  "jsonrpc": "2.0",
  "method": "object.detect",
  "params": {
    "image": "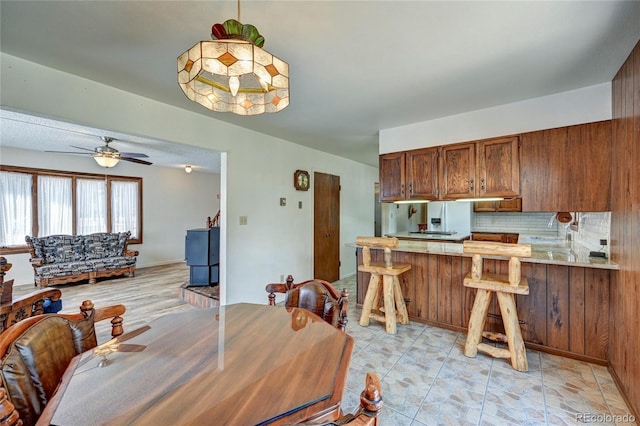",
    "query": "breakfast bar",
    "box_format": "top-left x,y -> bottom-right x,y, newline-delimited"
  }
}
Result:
355,239 -> 618,364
